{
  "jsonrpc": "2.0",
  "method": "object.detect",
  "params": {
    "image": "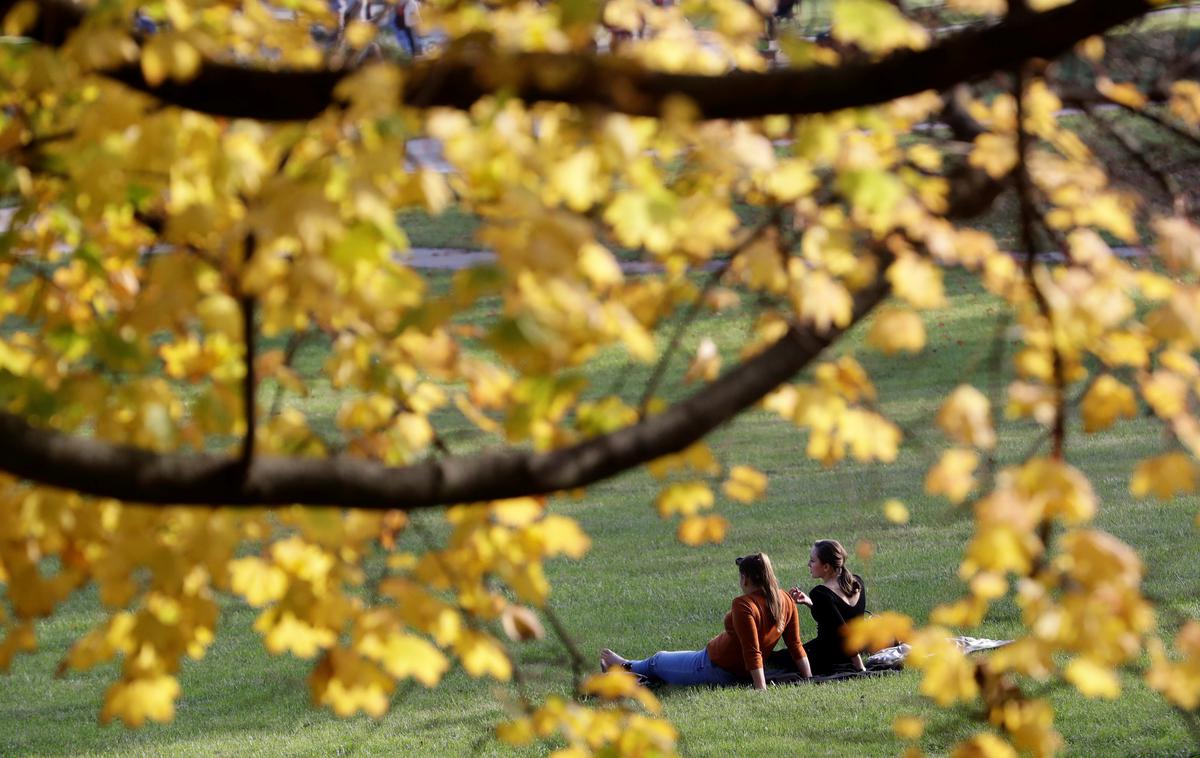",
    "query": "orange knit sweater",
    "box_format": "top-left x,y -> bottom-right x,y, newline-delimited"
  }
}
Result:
705,589 -> 805,674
